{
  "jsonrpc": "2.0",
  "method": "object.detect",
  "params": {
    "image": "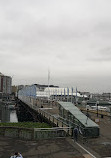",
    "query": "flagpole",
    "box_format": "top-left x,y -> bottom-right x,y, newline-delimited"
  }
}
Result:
71,87 -> 73,103
67,87 -> 69,102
